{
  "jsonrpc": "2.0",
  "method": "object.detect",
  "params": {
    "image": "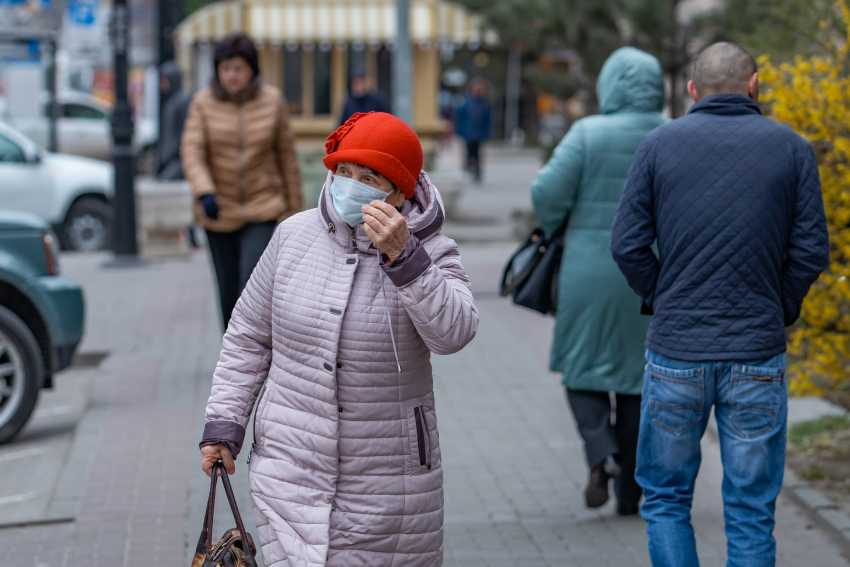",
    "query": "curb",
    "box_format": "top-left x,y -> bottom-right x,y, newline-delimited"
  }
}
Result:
706,416 -> 850,557
782,469 -> 850,557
